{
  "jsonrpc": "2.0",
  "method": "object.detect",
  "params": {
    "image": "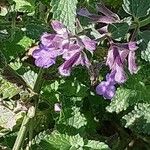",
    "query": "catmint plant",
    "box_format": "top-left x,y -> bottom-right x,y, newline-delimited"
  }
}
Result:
1,0 -> 150,150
